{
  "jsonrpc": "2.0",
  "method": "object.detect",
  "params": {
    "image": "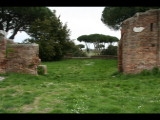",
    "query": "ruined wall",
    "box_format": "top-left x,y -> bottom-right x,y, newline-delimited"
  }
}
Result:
118,9 -> 160,74
0,35 -> 40,75
0,35 -> 7,73
6,43 -> 40,75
